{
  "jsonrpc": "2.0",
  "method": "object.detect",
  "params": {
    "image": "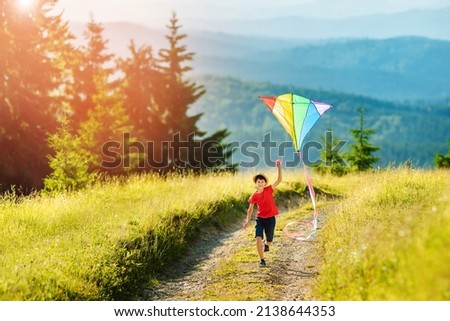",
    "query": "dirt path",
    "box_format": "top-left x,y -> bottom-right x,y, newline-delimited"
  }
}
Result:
142,197 -> 333,301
